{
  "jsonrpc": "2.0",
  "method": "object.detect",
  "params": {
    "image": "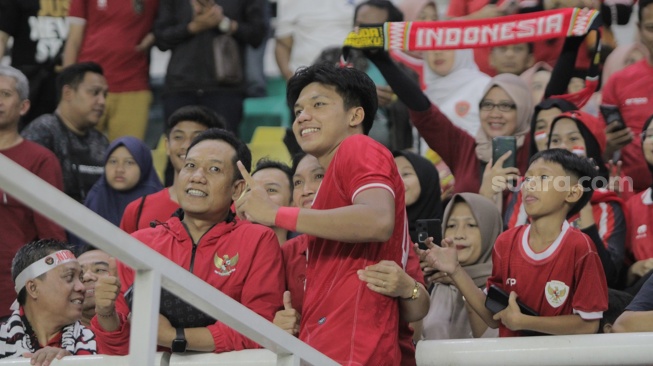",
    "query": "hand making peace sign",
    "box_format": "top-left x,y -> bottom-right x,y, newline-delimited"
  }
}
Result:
234,160 -> 280,227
